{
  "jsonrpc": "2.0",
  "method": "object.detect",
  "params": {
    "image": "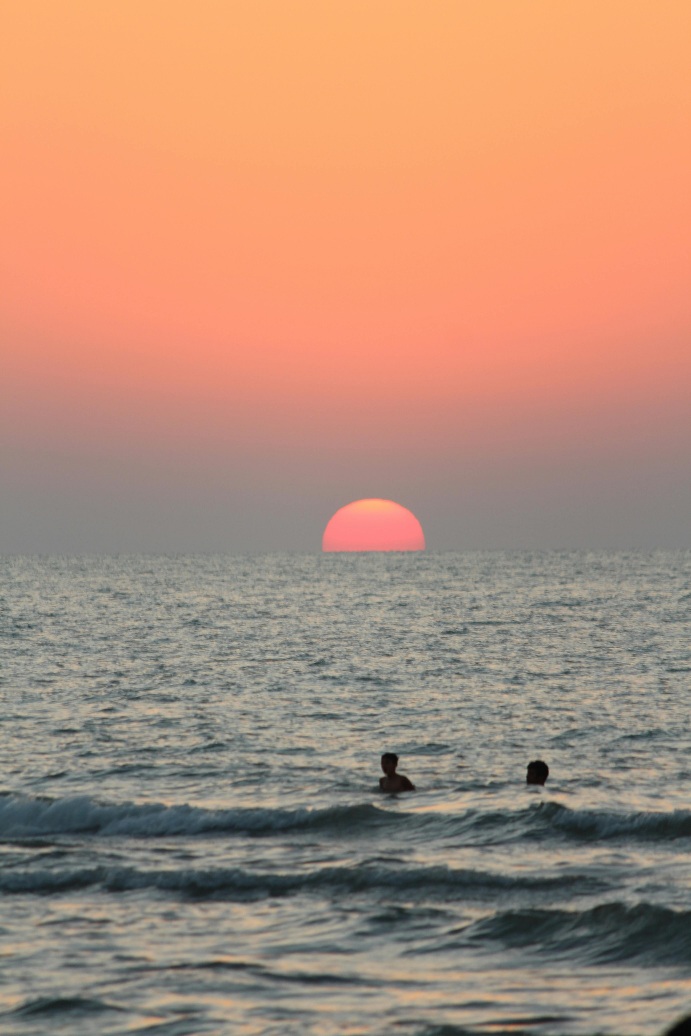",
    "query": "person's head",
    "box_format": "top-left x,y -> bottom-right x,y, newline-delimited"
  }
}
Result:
526,759 -> 549,785
381,752 -> 399,776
